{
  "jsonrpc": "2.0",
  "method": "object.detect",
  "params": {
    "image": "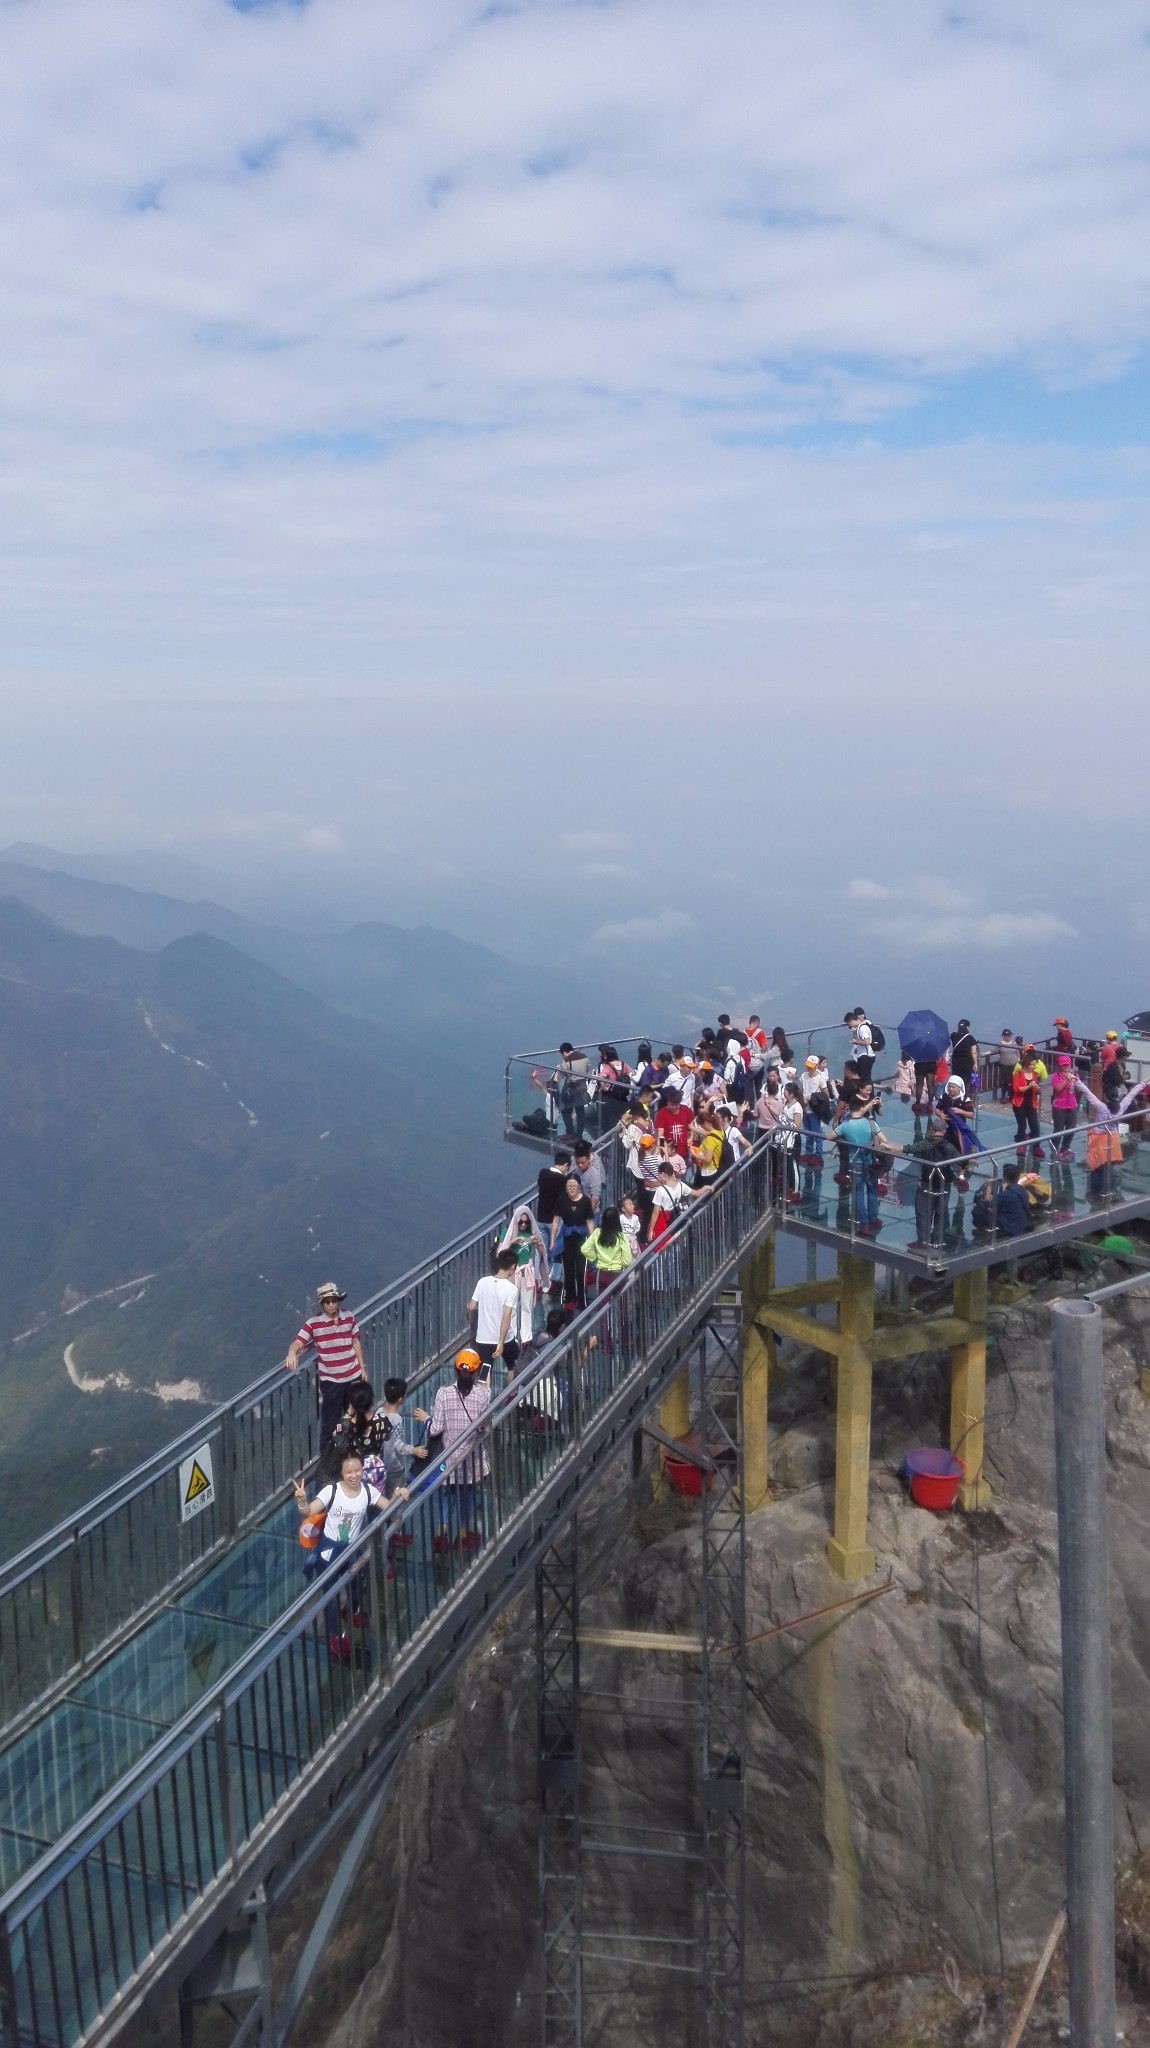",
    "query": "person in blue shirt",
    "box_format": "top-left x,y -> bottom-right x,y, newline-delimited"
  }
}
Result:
838,1106 -> 886,1234
973,1161 -> 1032,1238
